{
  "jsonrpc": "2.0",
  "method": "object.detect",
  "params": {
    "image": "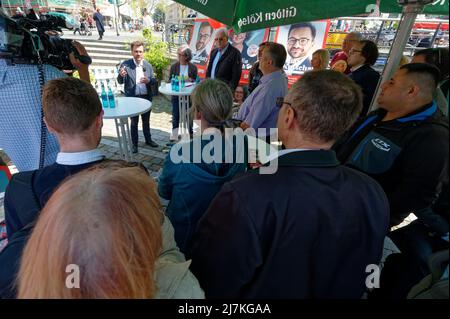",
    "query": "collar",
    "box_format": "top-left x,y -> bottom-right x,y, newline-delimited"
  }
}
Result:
396,101 -> 437,123
350,64 -> 365,72
56,149 -> 104,165
133,59 -> 144,67
260,70 -> 283,84
219,43 -> 229,55
265,149 -> 340,168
